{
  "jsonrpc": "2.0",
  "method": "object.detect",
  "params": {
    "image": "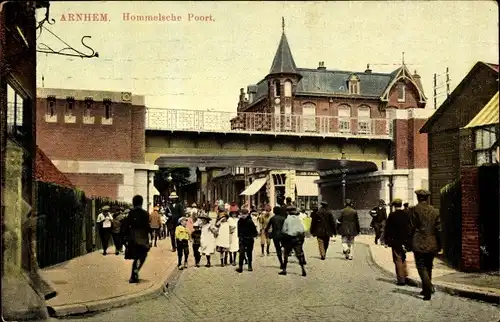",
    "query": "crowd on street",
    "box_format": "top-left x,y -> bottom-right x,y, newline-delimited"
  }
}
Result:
95,188 -> 442,301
